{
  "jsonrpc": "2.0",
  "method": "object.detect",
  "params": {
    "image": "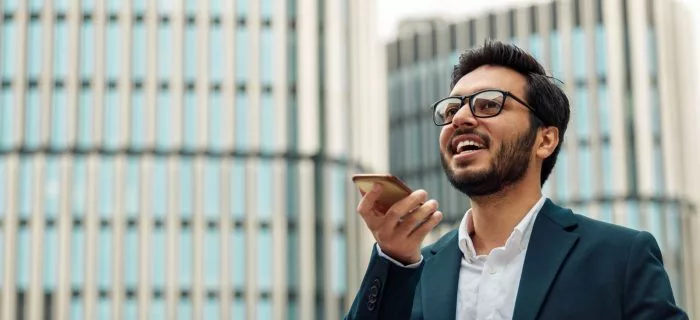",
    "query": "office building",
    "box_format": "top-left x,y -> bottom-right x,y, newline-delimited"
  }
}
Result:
386,0 -> 700,317
0,0 -> 383,319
